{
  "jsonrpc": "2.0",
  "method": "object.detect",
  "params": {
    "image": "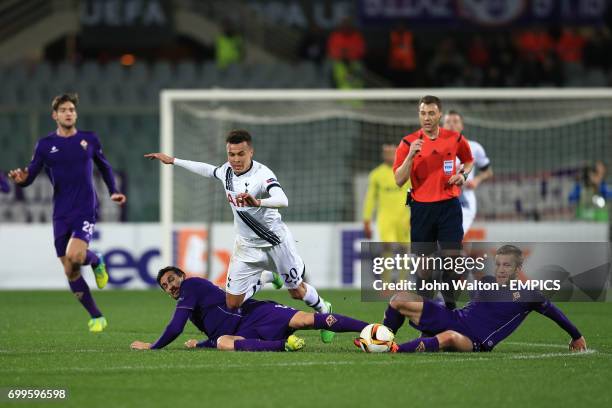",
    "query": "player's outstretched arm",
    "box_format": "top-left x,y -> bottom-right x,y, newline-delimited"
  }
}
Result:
144,152 -> 175,164
93,136 -> 125,204
536,301 -> 586,351
8,168 -> 29,184
145,153 -> 219,179
131,307 -> 191,350
185,338 -> 216,349
569,336 -> 587,352
9,142 -> 44,187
